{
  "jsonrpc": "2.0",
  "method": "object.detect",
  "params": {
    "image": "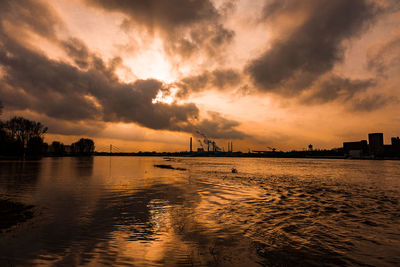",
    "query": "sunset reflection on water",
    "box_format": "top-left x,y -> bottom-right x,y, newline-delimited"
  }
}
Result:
1,157 -> 400,266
